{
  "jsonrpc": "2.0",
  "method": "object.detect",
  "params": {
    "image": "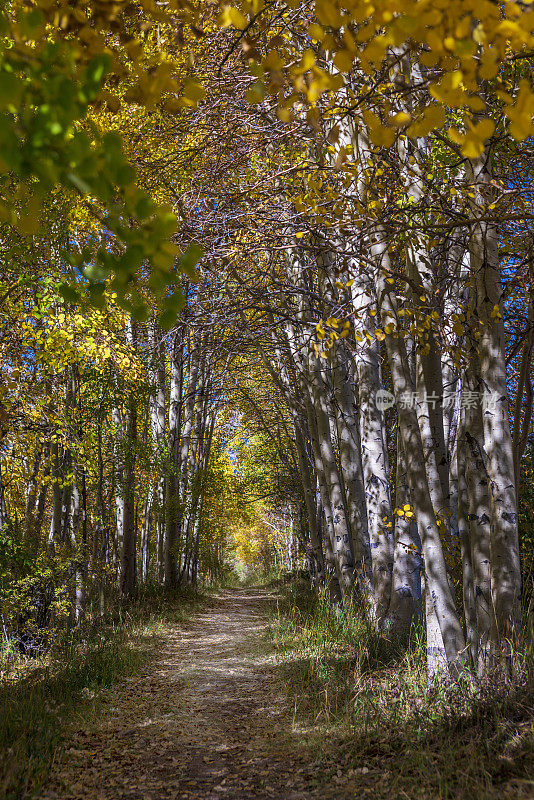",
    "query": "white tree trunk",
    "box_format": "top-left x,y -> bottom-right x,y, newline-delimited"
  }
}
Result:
351,272 -> 393,622
372,235 -> 467,678
468,154 -> 521,662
